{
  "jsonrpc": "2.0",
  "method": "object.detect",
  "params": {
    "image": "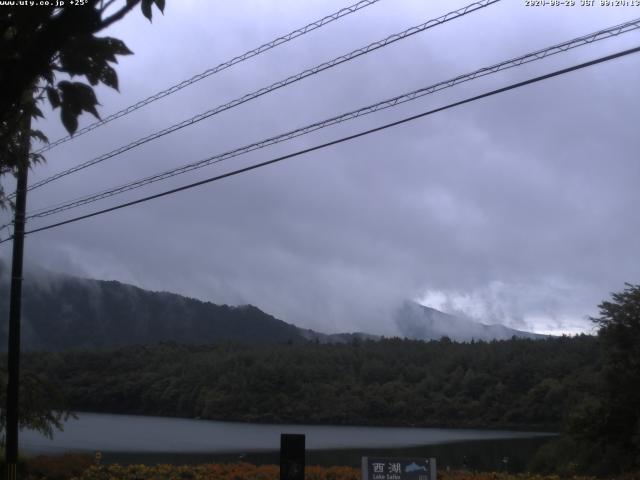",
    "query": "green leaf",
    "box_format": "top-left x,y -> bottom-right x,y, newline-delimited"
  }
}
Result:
61,108 -> 78,135
57,80 -> 73,95
104,37 -> 133,56
73,83 -> 100,119
57,81 -> 83,114
58,39 -> 95,76
141,0 -> 153,21
154,0 -> 165,13
30,130 -> 48,143
20,89 -> 33,105
46,87 -> 61,109
85,69 -> 100,86
100,65 -> 119,91
58,37 -> 131,90
29,152 -> 45,165
30,104 -> 44,119
58,81 -> 101,122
